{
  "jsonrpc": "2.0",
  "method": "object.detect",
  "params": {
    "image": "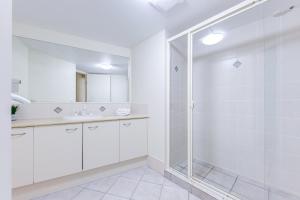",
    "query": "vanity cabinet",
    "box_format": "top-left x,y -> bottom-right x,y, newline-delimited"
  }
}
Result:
83,121 -> 119,170
34,124 -> 82,182
120,119 -> 148,161
12,128 -> 34,188
12,116 -> 148,188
